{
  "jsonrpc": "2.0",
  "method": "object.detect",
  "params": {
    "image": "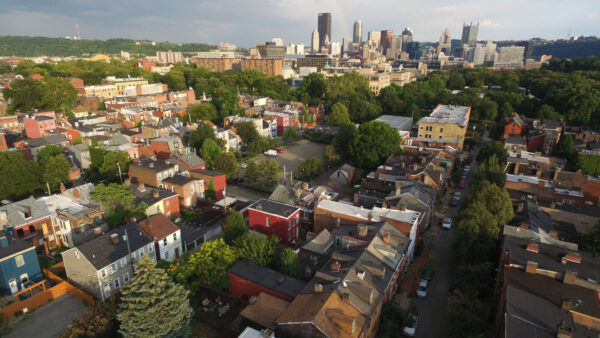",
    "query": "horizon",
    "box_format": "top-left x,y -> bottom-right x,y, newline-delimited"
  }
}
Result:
0,0 -> 599,48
